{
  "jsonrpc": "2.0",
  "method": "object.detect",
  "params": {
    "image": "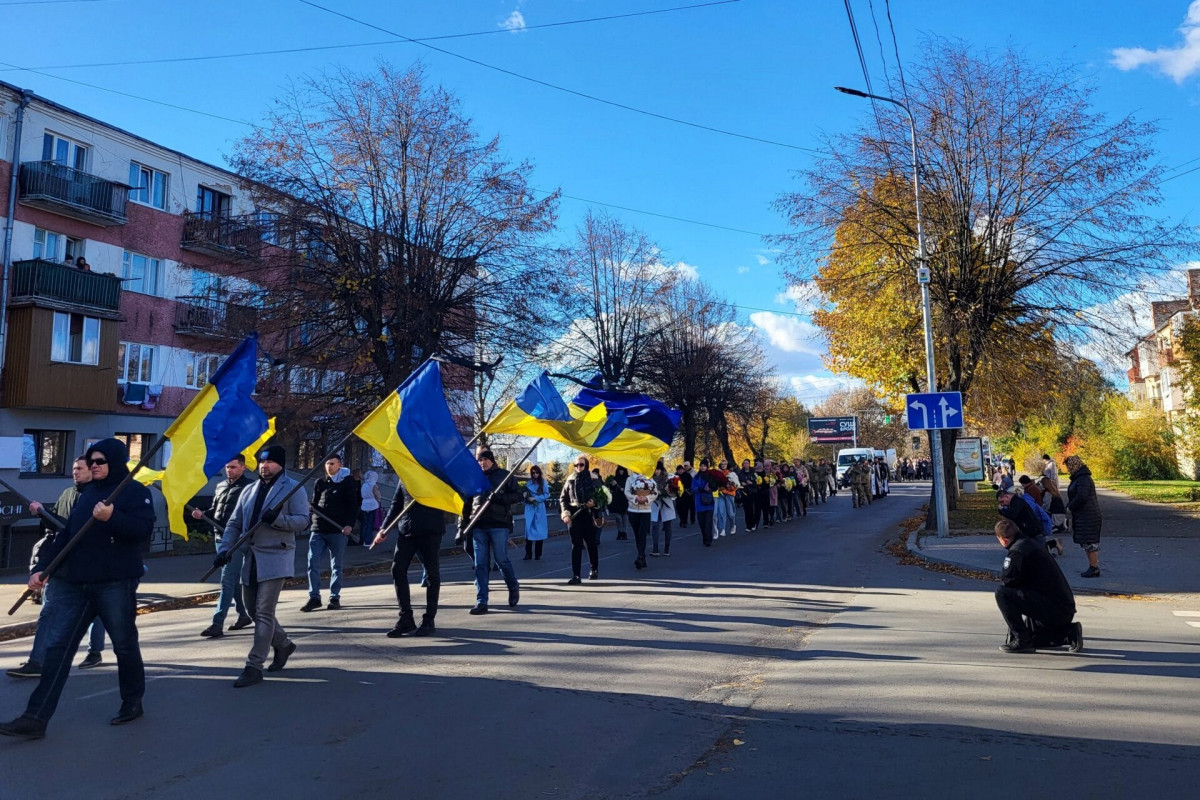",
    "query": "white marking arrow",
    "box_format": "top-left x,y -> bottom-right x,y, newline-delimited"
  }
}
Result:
910,400 -> 929,429
939,397 -> 959,428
